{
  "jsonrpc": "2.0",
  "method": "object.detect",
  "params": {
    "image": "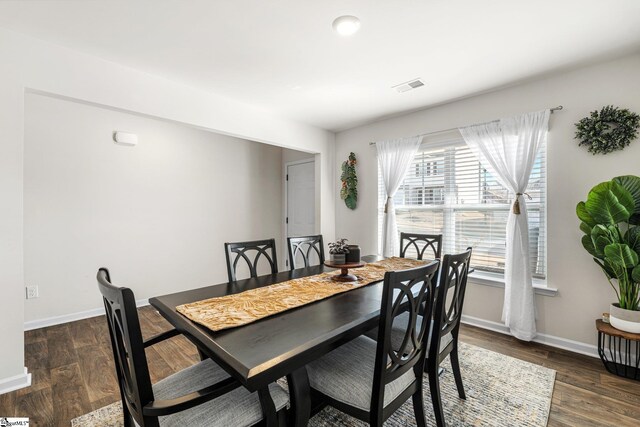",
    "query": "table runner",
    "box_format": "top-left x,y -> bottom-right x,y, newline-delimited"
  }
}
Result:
176,257 -> 428,332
